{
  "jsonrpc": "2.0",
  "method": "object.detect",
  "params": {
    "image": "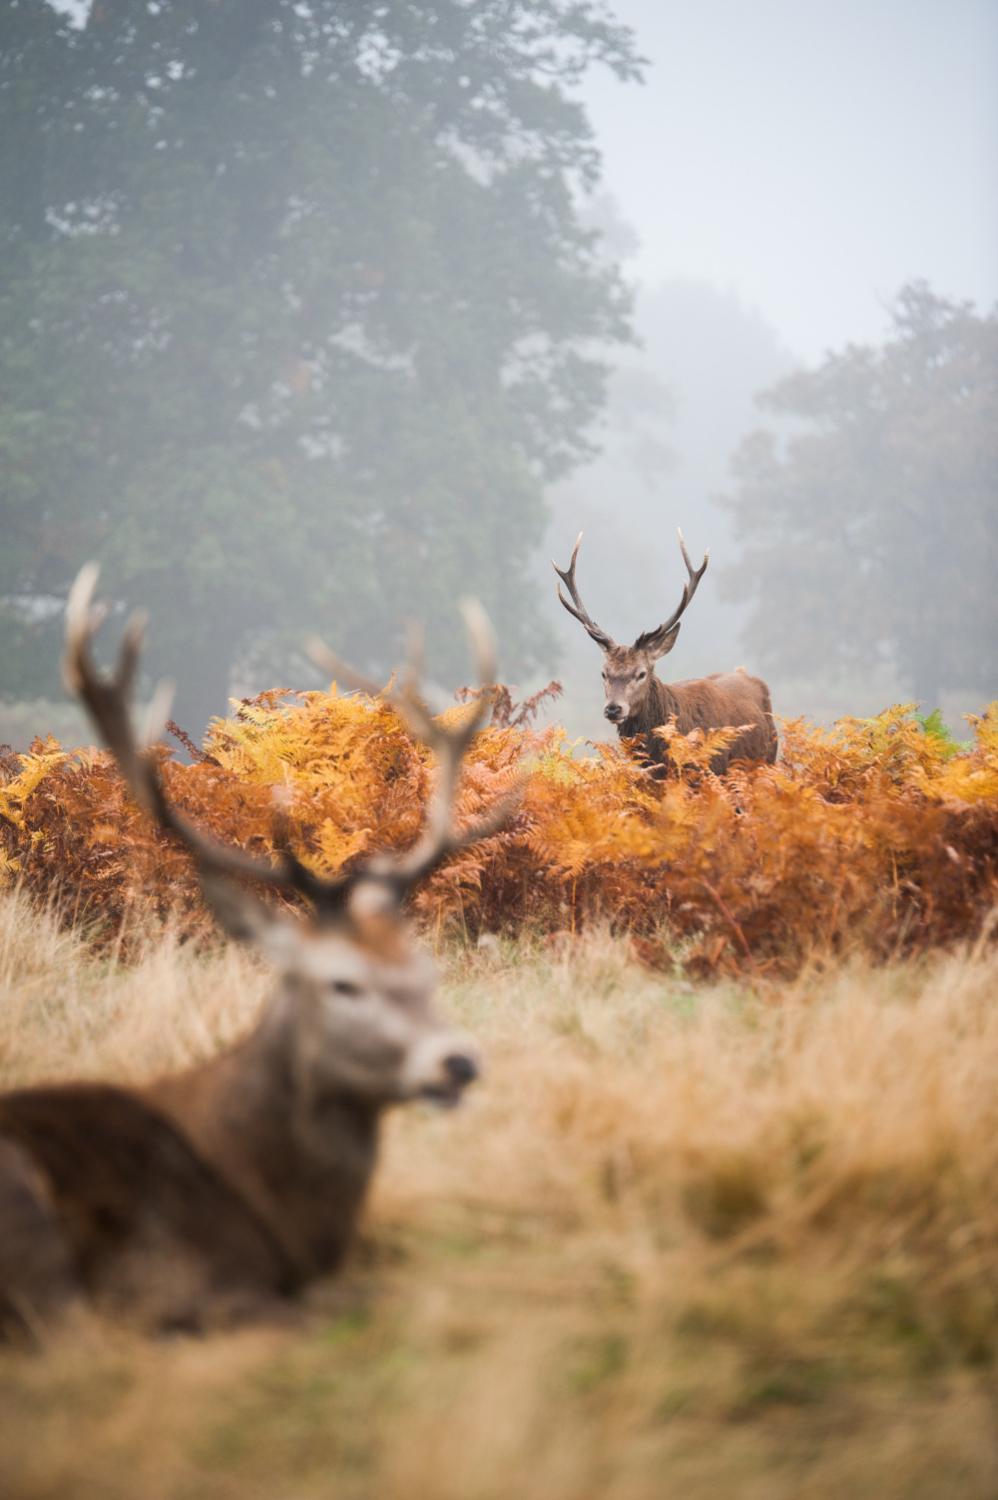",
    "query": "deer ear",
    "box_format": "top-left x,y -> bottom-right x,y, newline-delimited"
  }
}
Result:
634,621 -> 681,659
199,868 -> 300,967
